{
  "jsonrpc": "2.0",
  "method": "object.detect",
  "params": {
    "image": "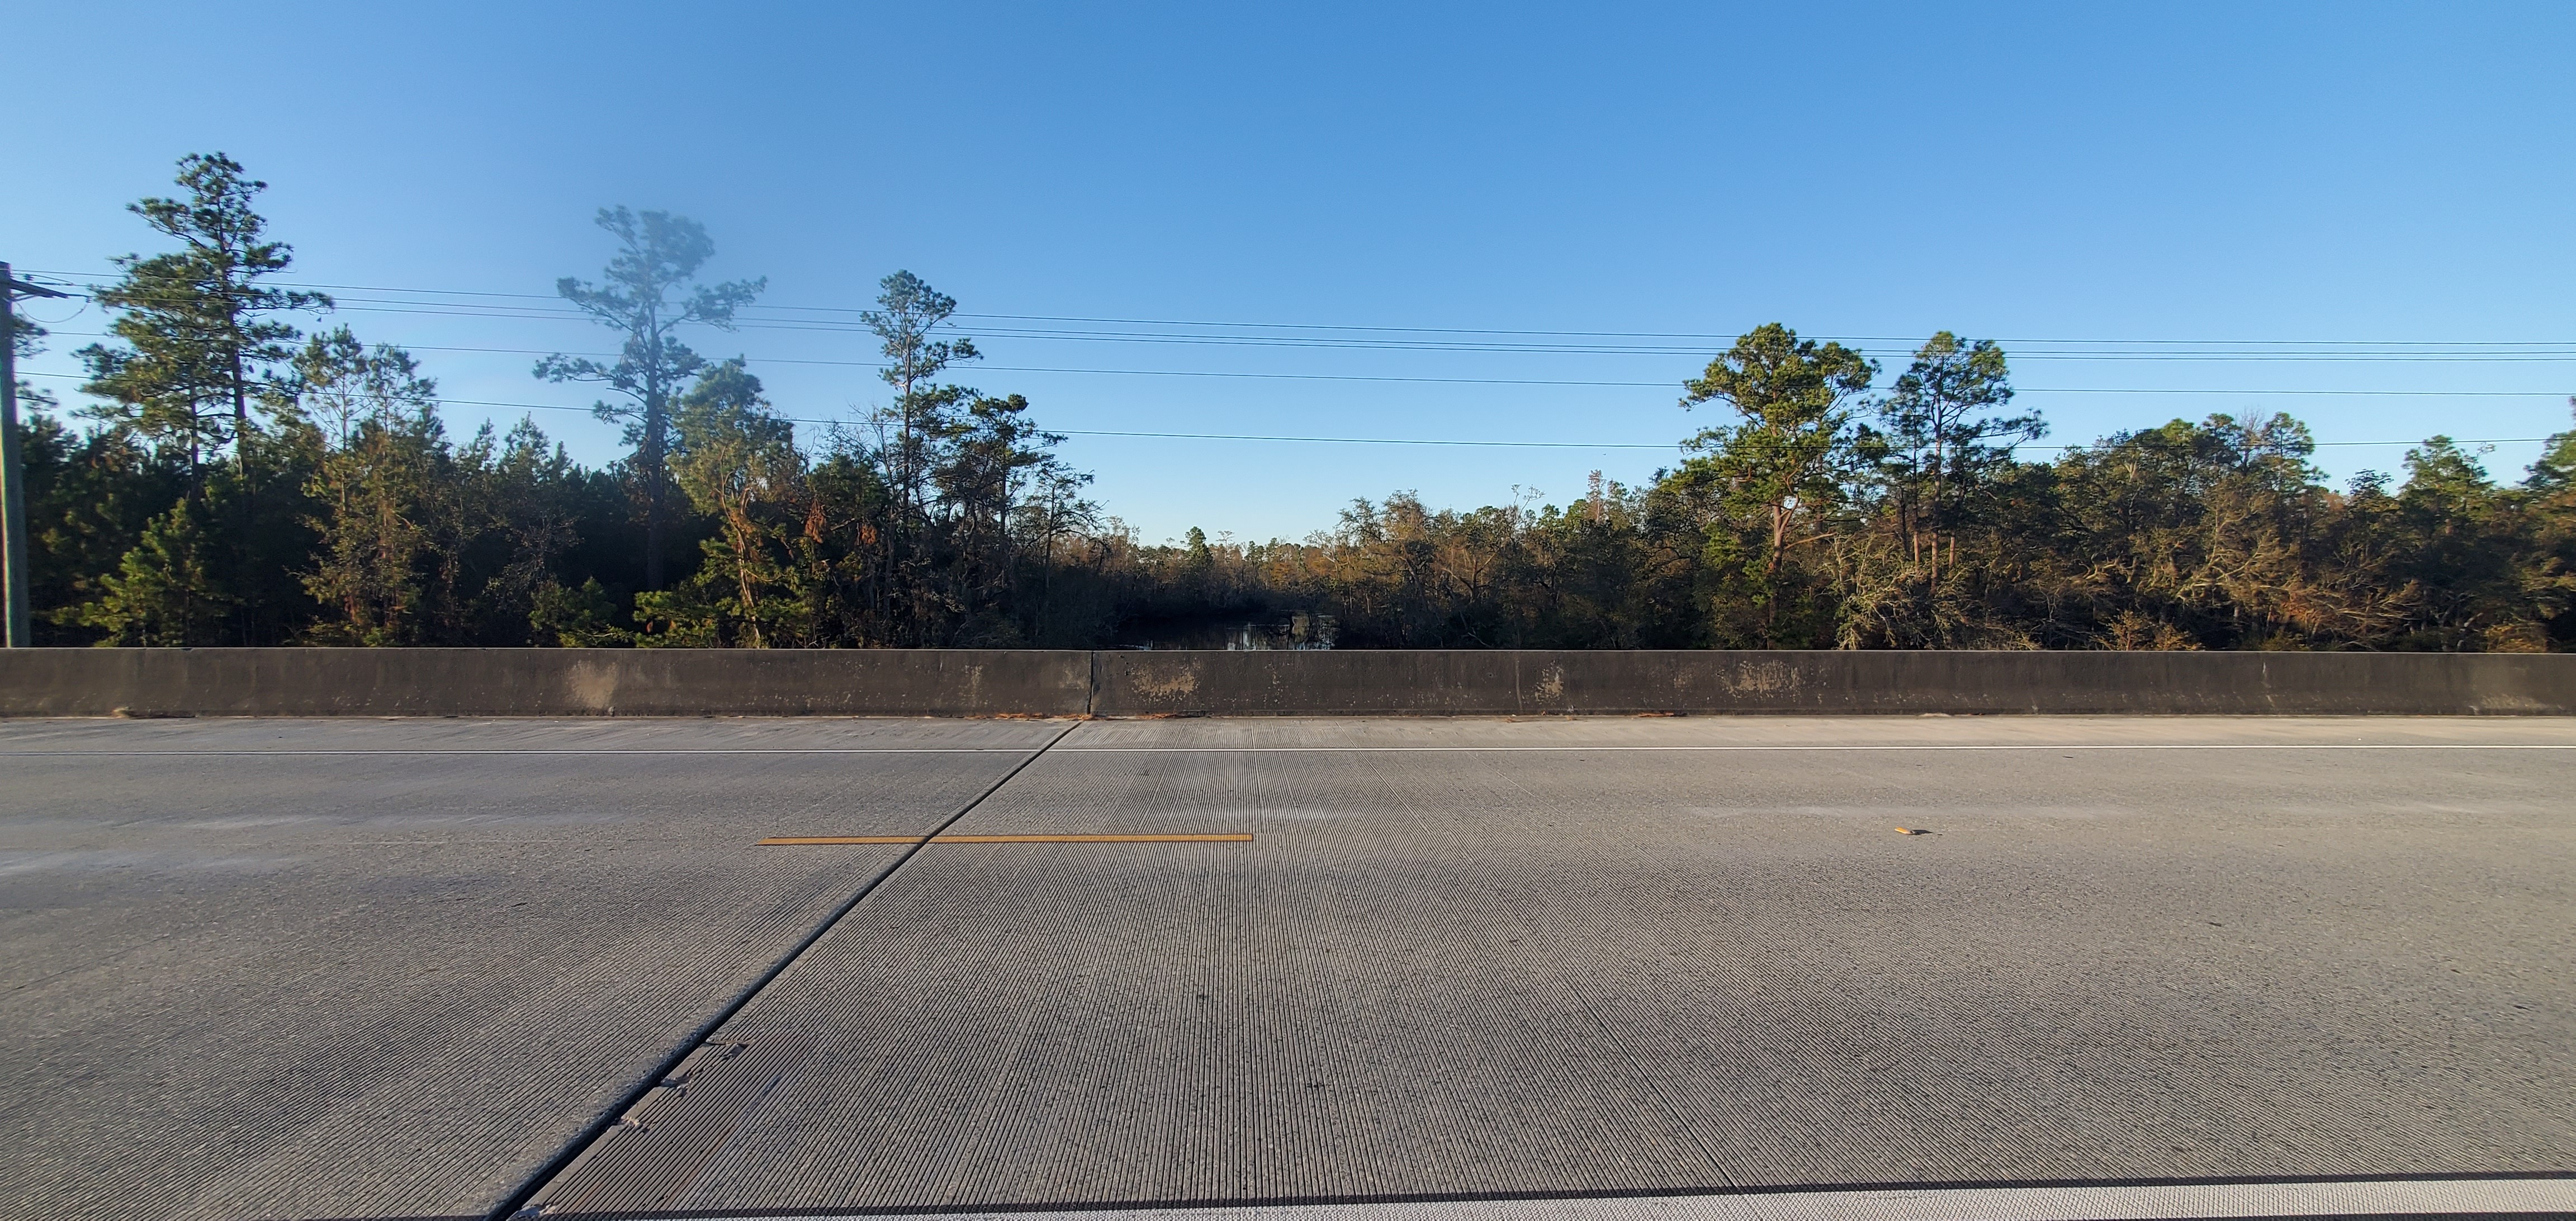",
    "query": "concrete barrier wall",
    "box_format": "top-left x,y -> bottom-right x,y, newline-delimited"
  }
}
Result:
1092,649 -> 2576,715
2,647 -> 2571,717
0,649 -> 1094,717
